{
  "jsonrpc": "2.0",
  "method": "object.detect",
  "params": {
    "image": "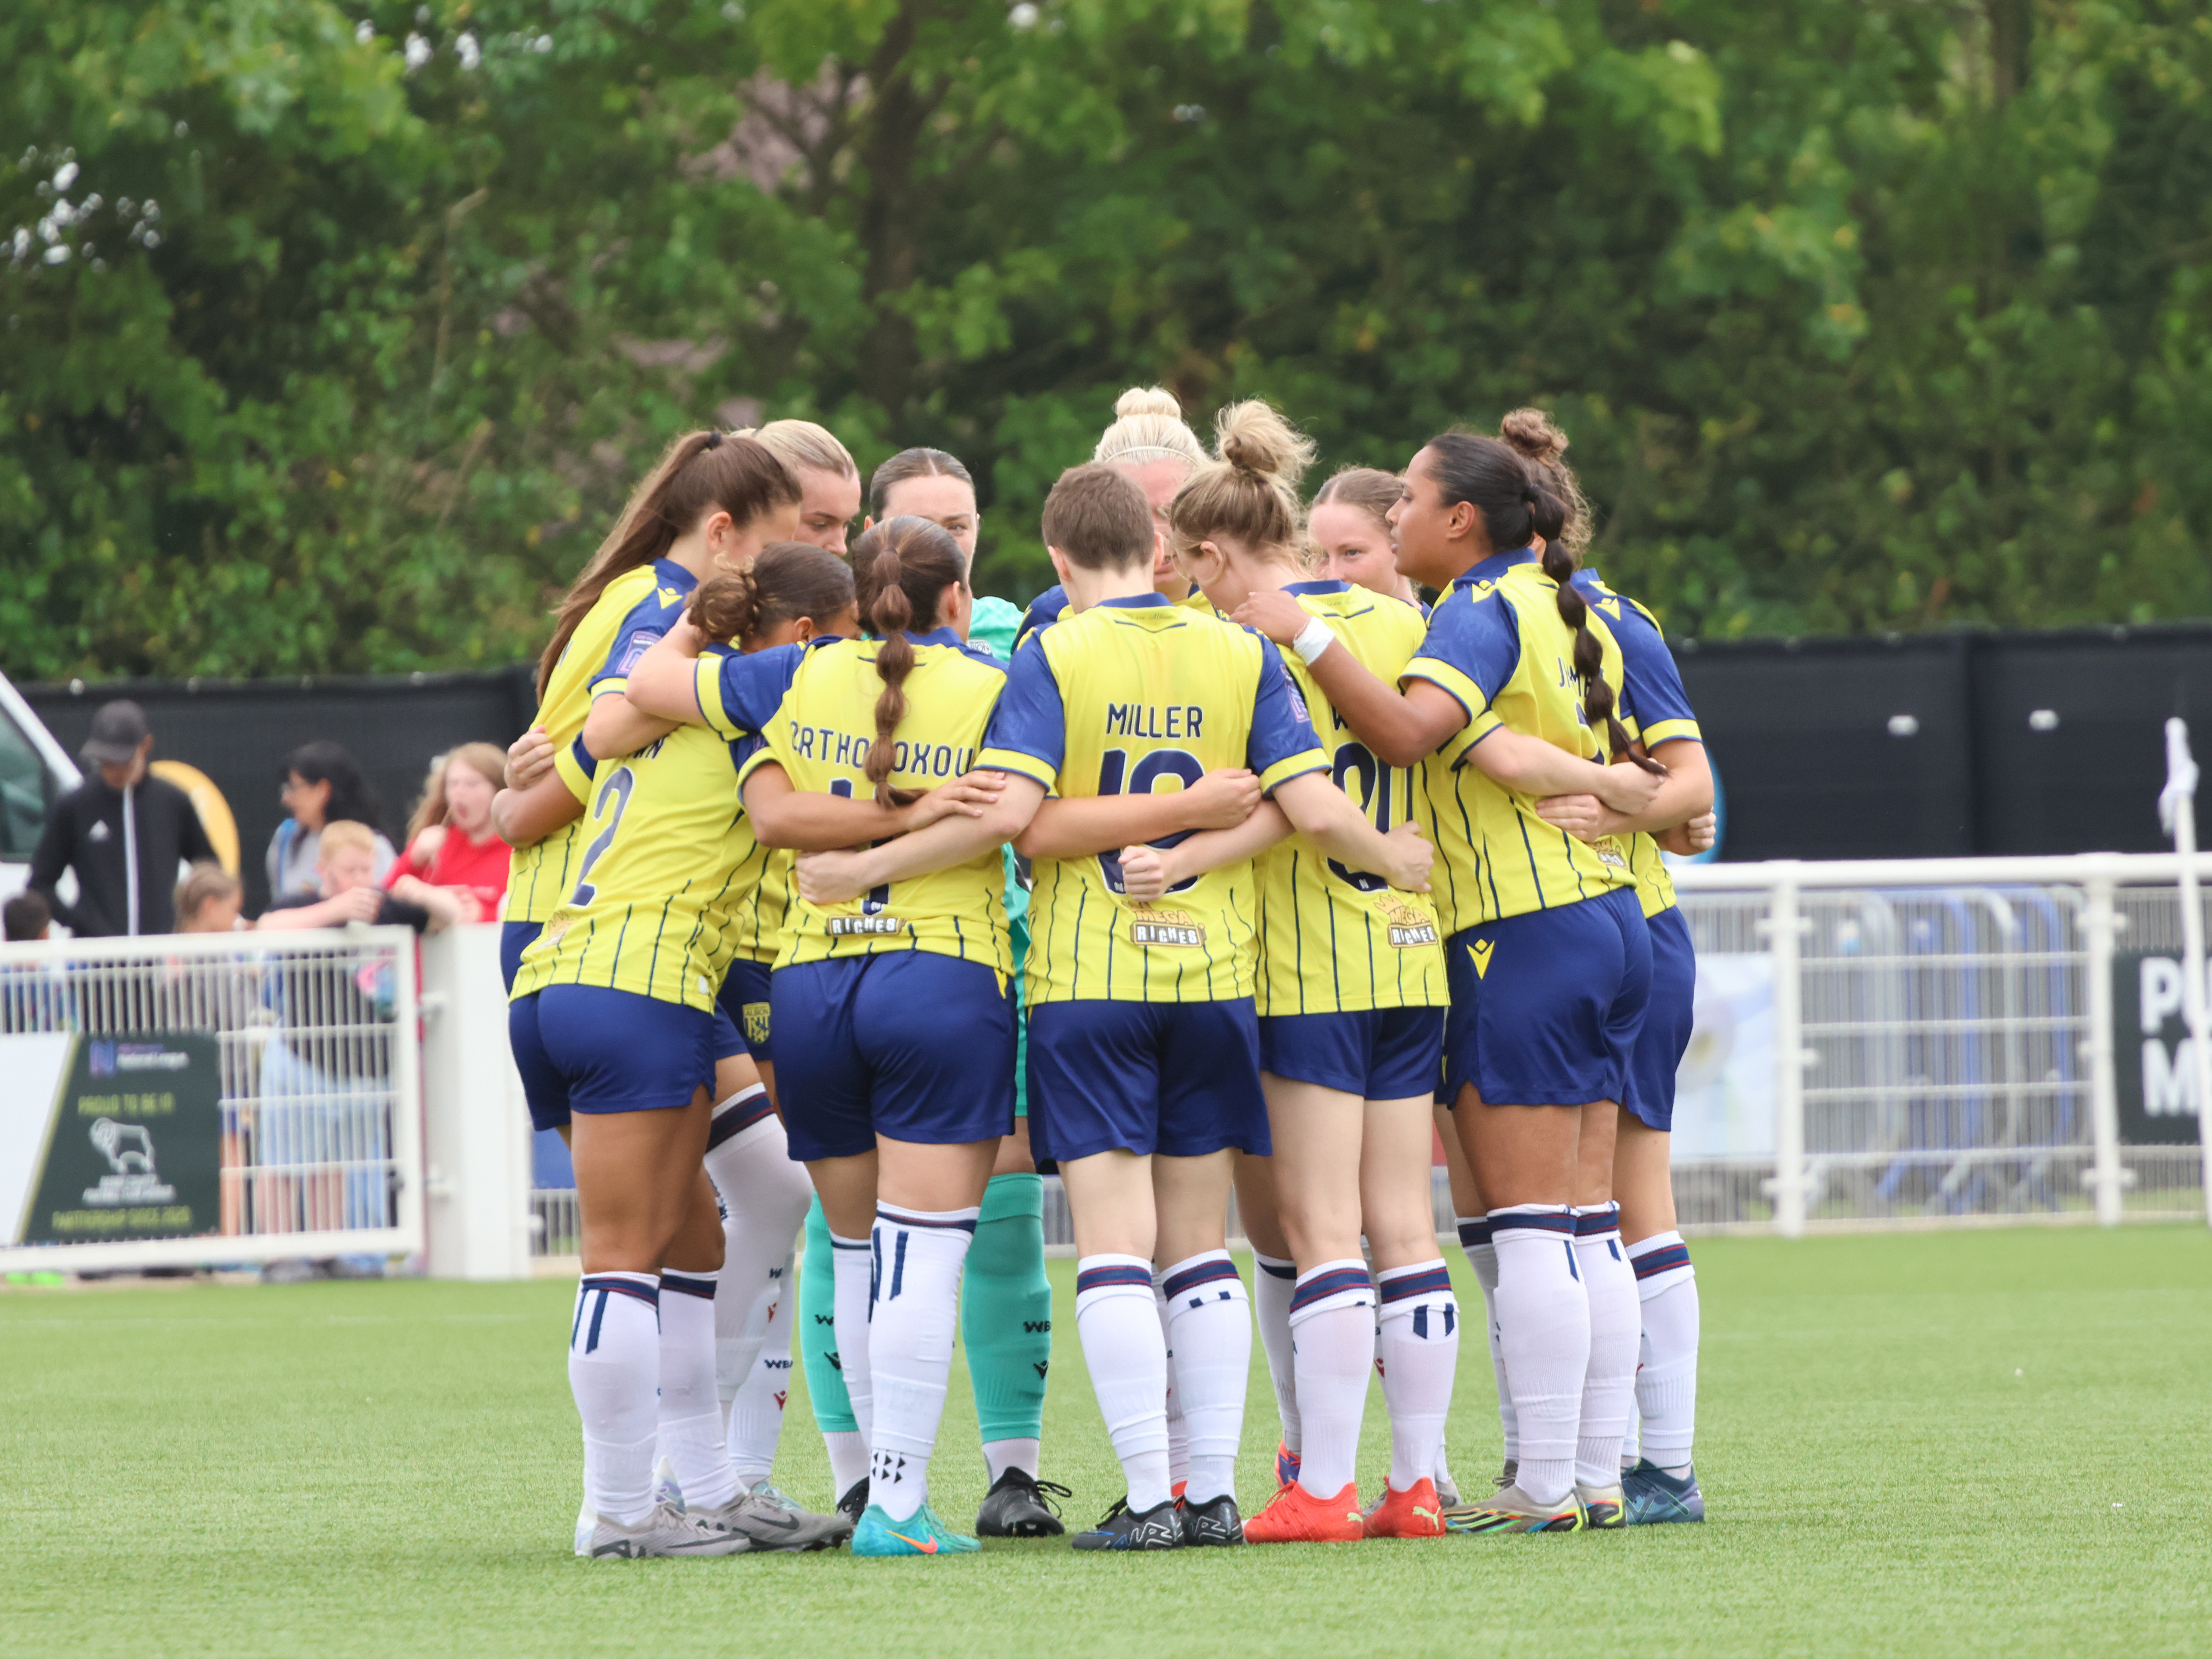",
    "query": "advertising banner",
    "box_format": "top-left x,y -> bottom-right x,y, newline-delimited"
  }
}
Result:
0,1032 -> 223,1246
2112,953 -> 2207,1145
